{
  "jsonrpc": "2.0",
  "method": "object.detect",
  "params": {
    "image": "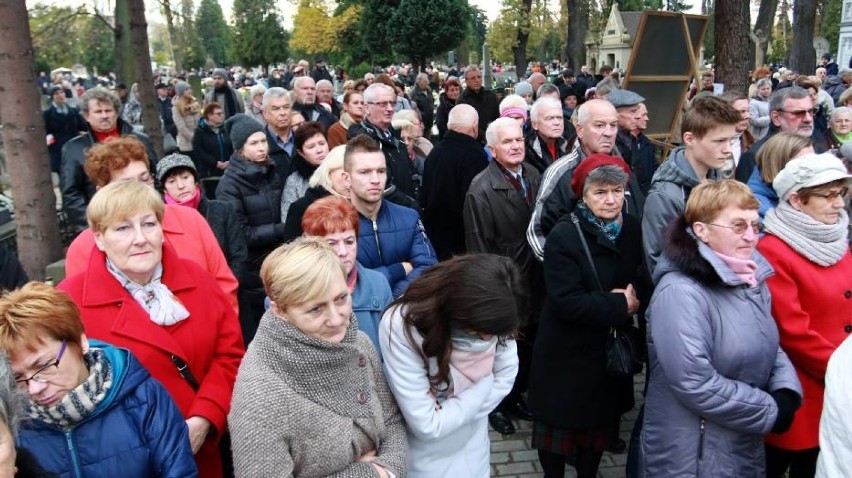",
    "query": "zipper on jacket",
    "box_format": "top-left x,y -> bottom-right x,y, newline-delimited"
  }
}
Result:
698,417 -> 706,460
66,430 -> 84,478
372,220 -> 383,263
